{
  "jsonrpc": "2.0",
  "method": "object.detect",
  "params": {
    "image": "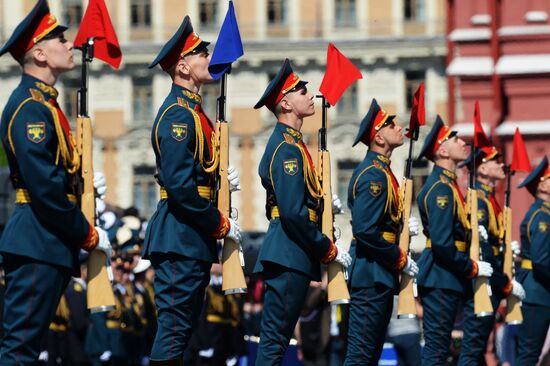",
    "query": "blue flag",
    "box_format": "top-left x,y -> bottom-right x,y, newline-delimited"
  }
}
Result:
208,1 -> 244,80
